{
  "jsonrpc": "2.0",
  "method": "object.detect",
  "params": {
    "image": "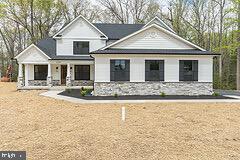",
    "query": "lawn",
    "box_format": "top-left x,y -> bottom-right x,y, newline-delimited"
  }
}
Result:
0,82 -> 240,160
